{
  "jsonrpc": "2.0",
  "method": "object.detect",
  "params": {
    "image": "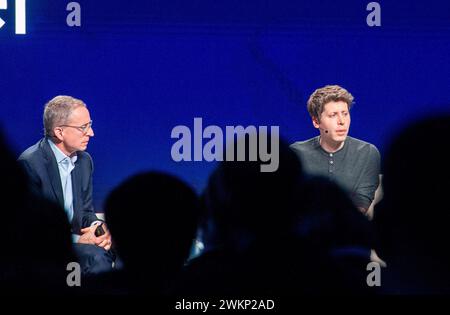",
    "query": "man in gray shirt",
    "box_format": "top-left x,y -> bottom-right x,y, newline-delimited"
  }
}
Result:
290,85 -> 380,213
